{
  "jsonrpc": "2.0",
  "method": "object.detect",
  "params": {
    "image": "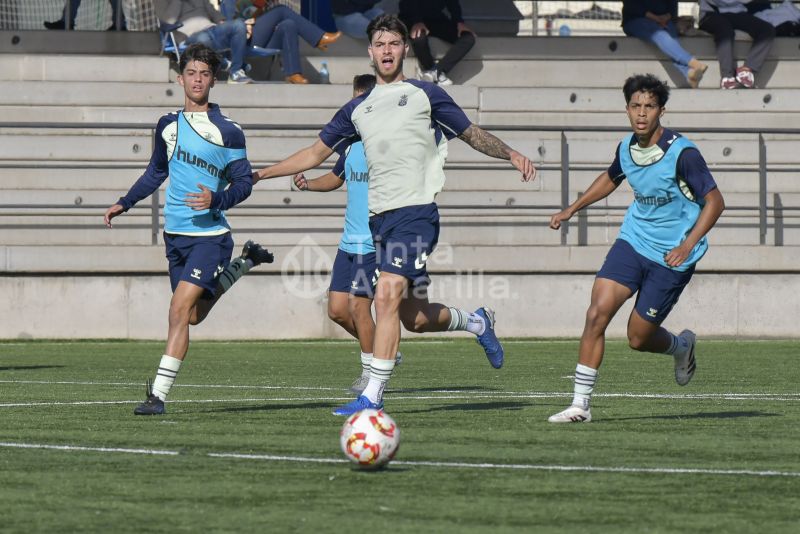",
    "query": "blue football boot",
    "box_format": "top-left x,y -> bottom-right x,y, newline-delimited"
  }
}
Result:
133,379 -> 165,416
332,395 -> 384,416
475,307 -> 504,369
